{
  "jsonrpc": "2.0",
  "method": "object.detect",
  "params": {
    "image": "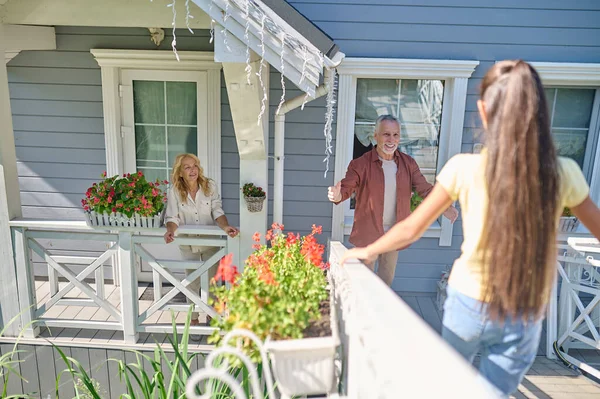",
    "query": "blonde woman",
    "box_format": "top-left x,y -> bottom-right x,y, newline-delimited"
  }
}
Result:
163,153 -> 239,327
